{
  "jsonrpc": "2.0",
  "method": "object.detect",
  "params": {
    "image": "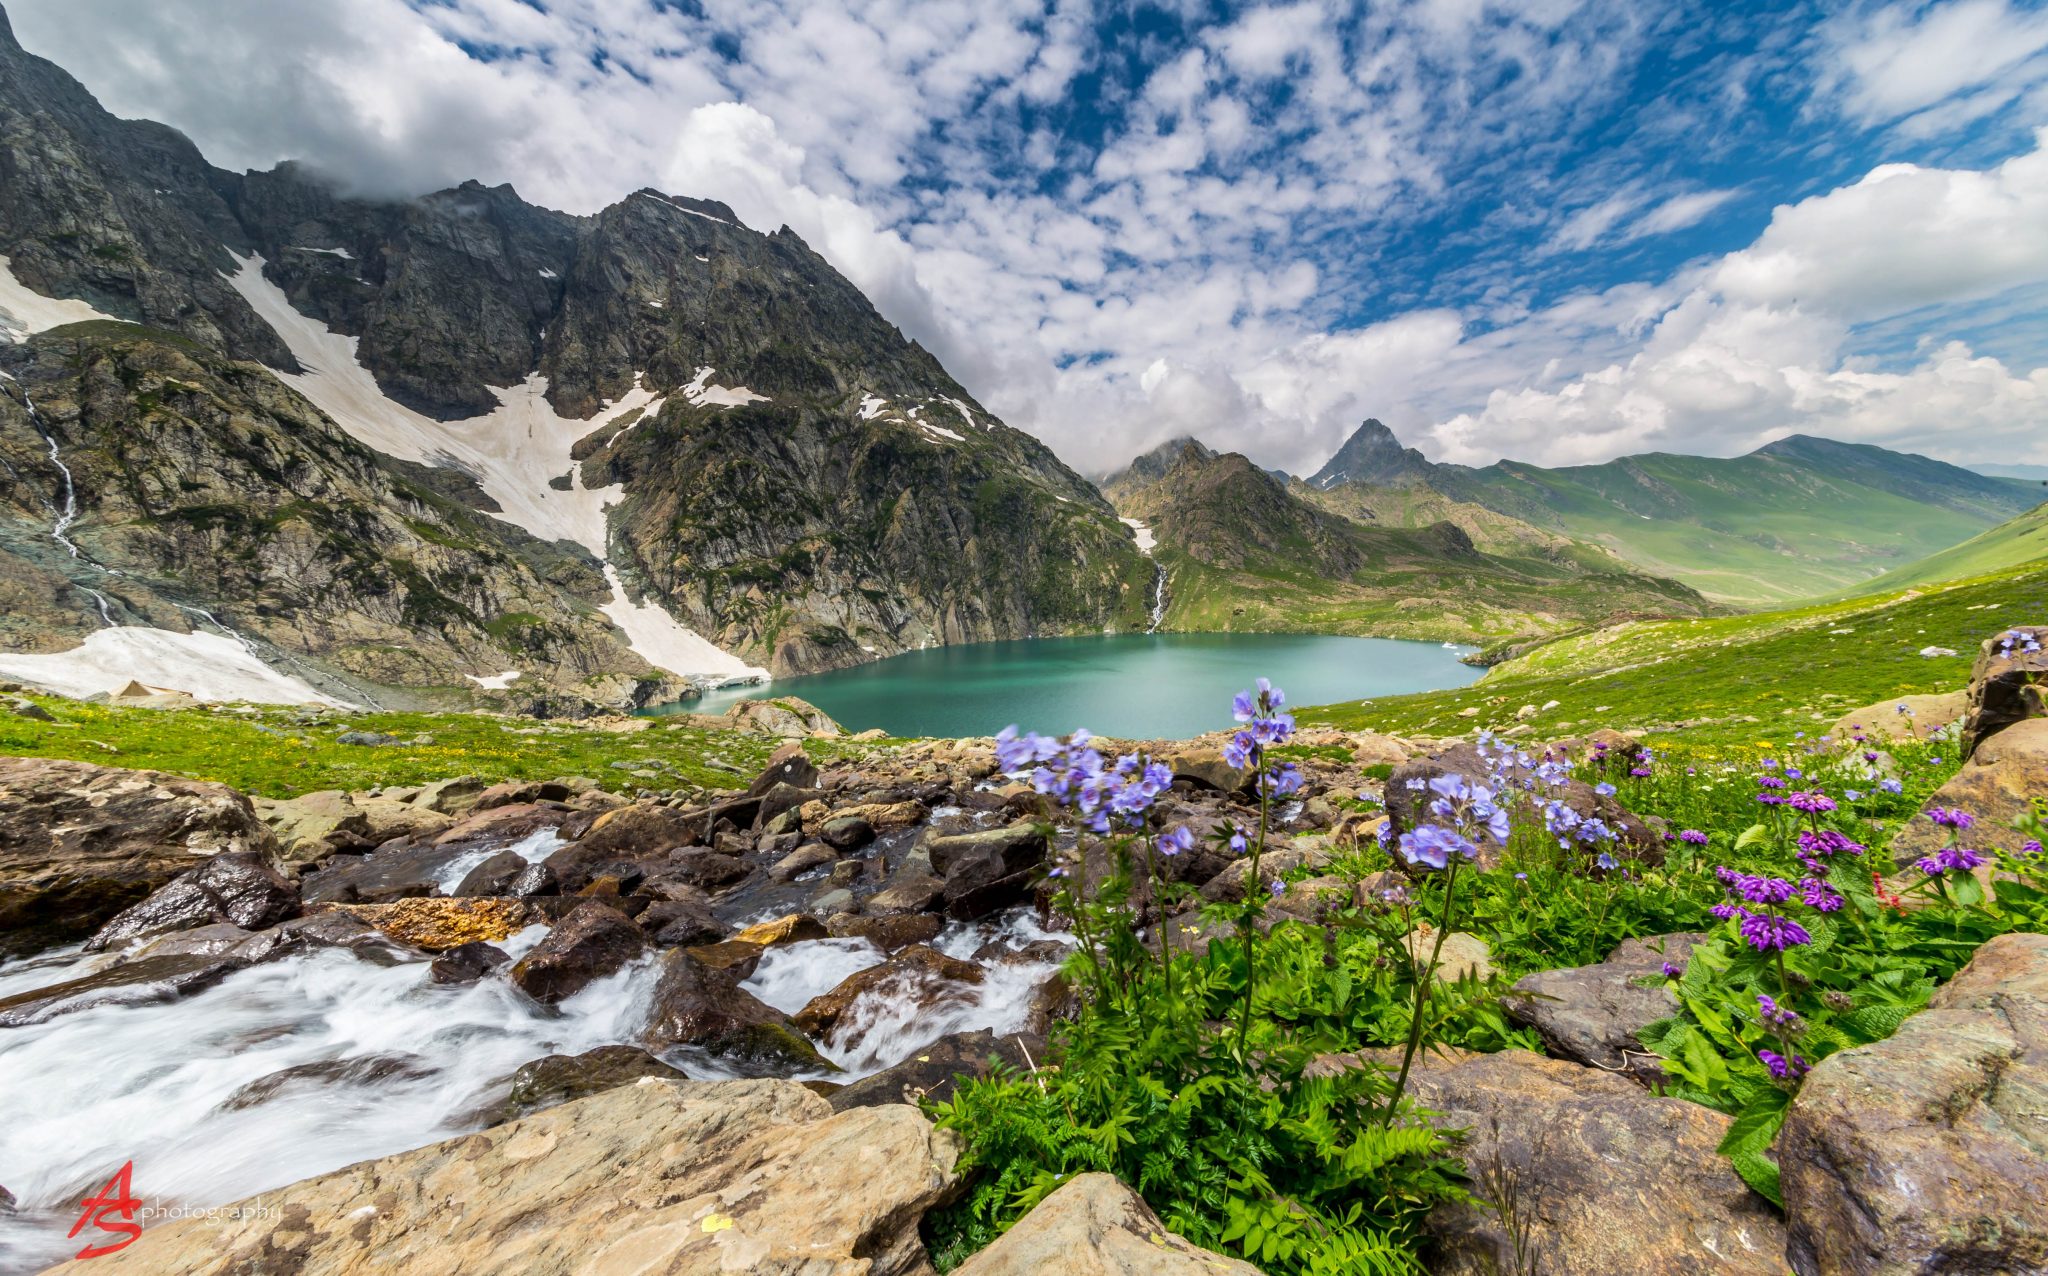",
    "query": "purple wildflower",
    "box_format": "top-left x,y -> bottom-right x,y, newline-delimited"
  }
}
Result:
1739,911 -> 1812,952
1800,877 -> 1844,912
